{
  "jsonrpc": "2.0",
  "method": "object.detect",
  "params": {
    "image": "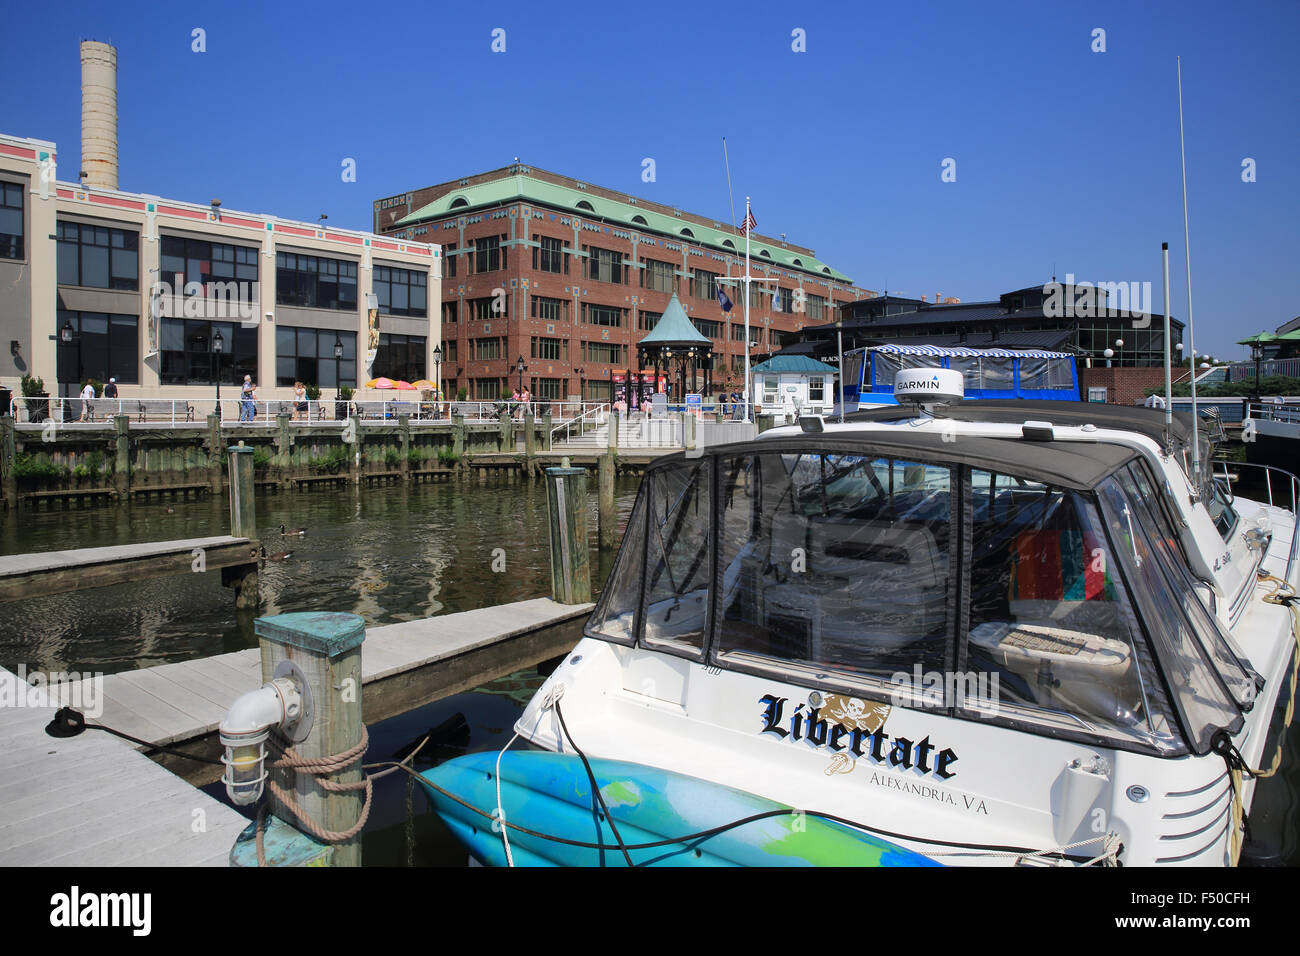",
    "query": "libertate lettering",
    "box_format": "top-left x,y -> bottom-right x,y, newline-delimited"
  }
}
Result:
759,694 -> 958,780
